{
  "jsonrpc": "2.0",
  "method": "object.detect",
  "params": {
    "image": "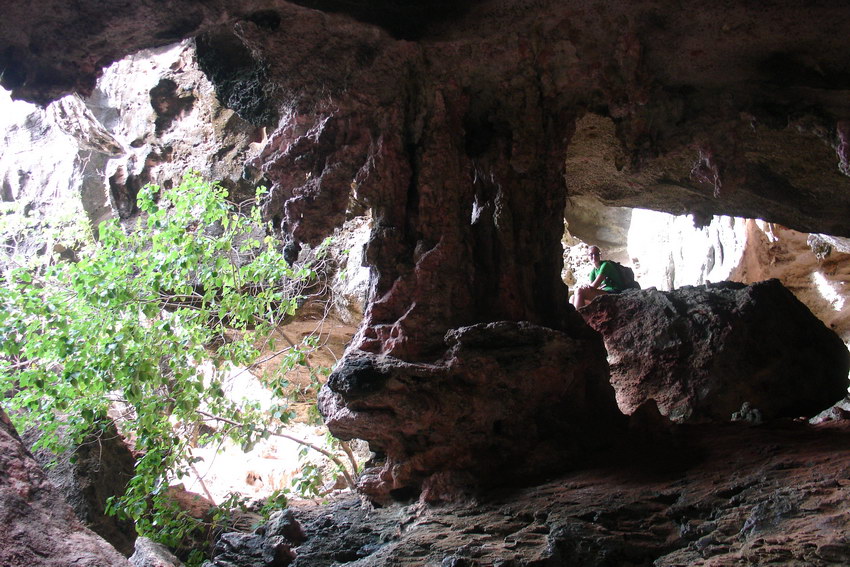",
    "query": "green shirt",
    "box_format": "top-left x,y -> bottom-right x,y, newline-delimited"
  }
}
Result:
589,261 -> 625,292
